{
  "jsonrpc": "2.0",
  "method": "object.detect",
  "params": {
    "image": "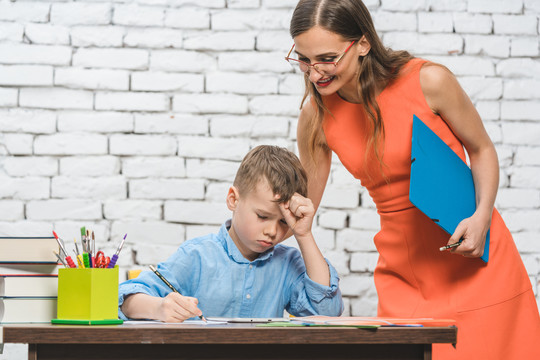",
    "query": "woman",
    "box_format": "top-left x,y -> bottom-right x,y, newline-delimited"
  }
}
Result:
287,0 -> 540,358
